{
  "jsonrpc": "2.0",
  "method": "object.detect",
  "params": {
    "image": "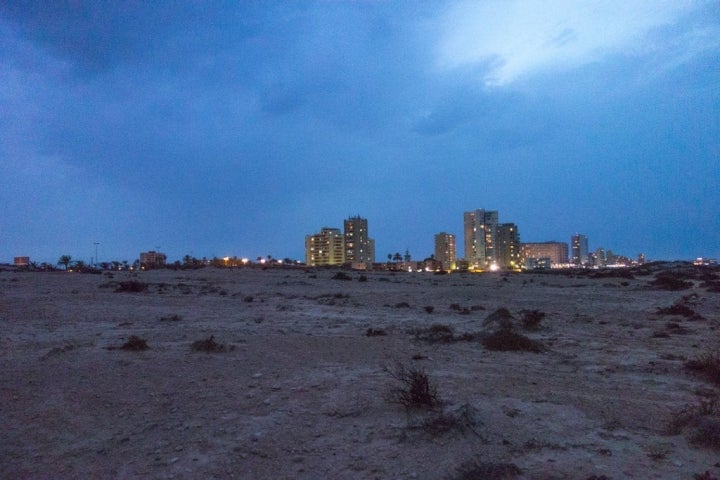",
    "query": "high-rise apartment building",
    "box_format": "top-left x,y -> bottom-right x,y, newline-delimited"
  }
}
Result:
520,242 -> 569,267
305,228 -> 345,266
139,250 -> 167,269
463,209 -> 499,269
571,234 -> 589,266
344,215 -> 375,266
434,232 -> 456,271
497,223 -> 520,269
